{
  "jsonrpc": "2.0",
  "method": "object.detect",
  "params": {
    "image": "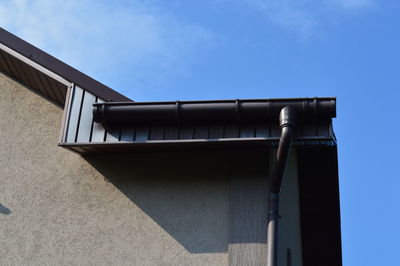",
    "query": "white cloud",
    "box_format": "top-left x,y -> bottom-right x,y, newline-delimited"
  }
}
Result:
0,0 -> 213,96
240,0 -> 374,37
